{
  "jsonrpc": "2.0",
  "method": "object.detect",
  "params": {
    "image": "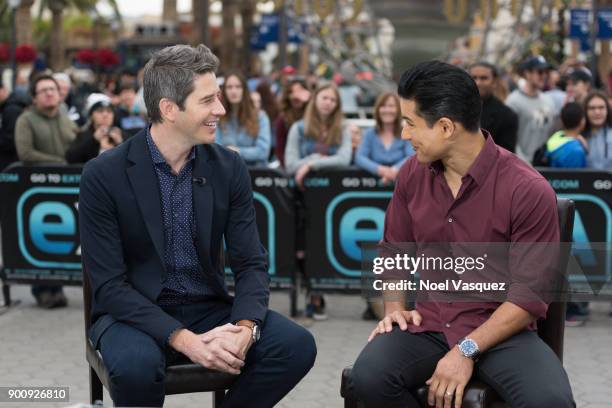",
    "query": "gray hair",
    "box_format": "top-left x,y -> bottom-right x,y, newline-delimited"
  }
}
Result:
143,44 -> 219,123
52,72 -> 71,87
